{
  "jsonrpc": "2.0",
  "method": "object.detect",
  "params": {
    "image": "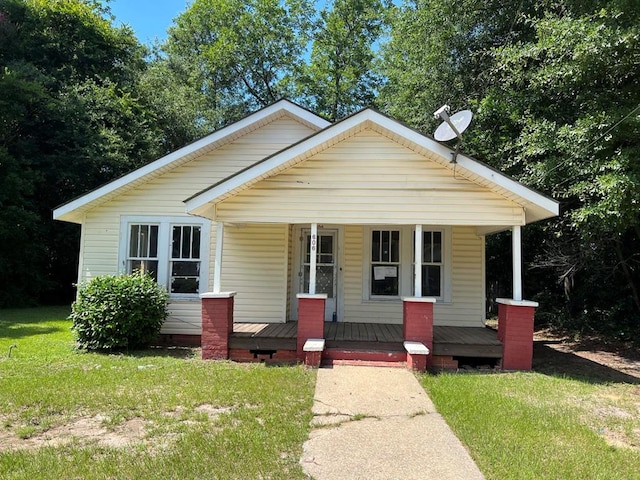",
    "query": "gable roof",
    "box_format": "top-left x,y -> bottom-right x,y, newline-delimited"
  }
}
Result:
185,107 -> 559,230
53,99 -> 330,224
